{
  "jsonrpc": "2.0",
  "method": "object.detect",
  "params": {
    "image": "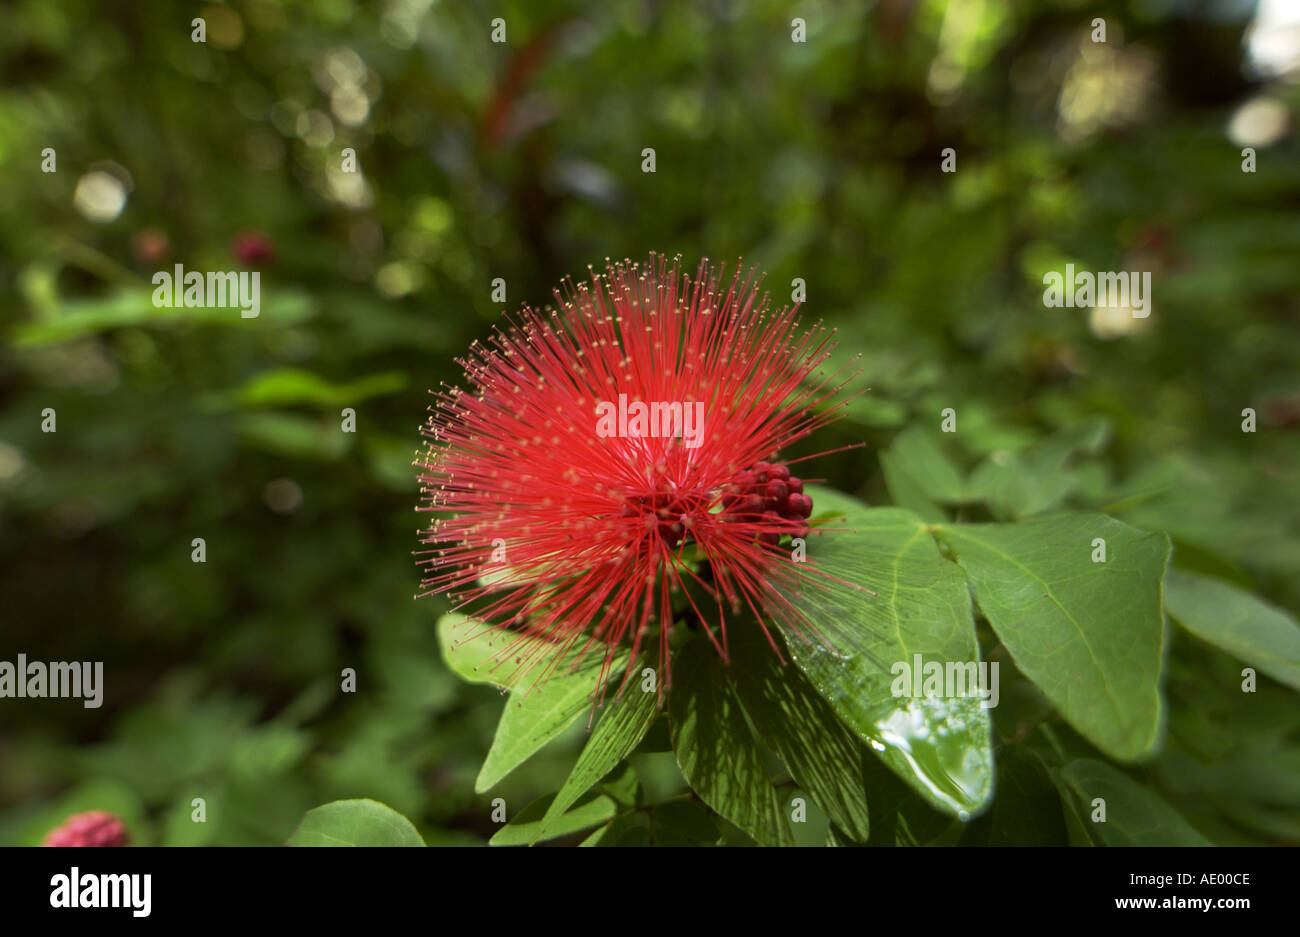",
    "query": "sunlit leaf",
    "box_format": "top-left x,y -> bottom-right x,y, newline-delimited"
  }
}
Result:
936,516 -> 1170,761
287,799 -> 424,847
